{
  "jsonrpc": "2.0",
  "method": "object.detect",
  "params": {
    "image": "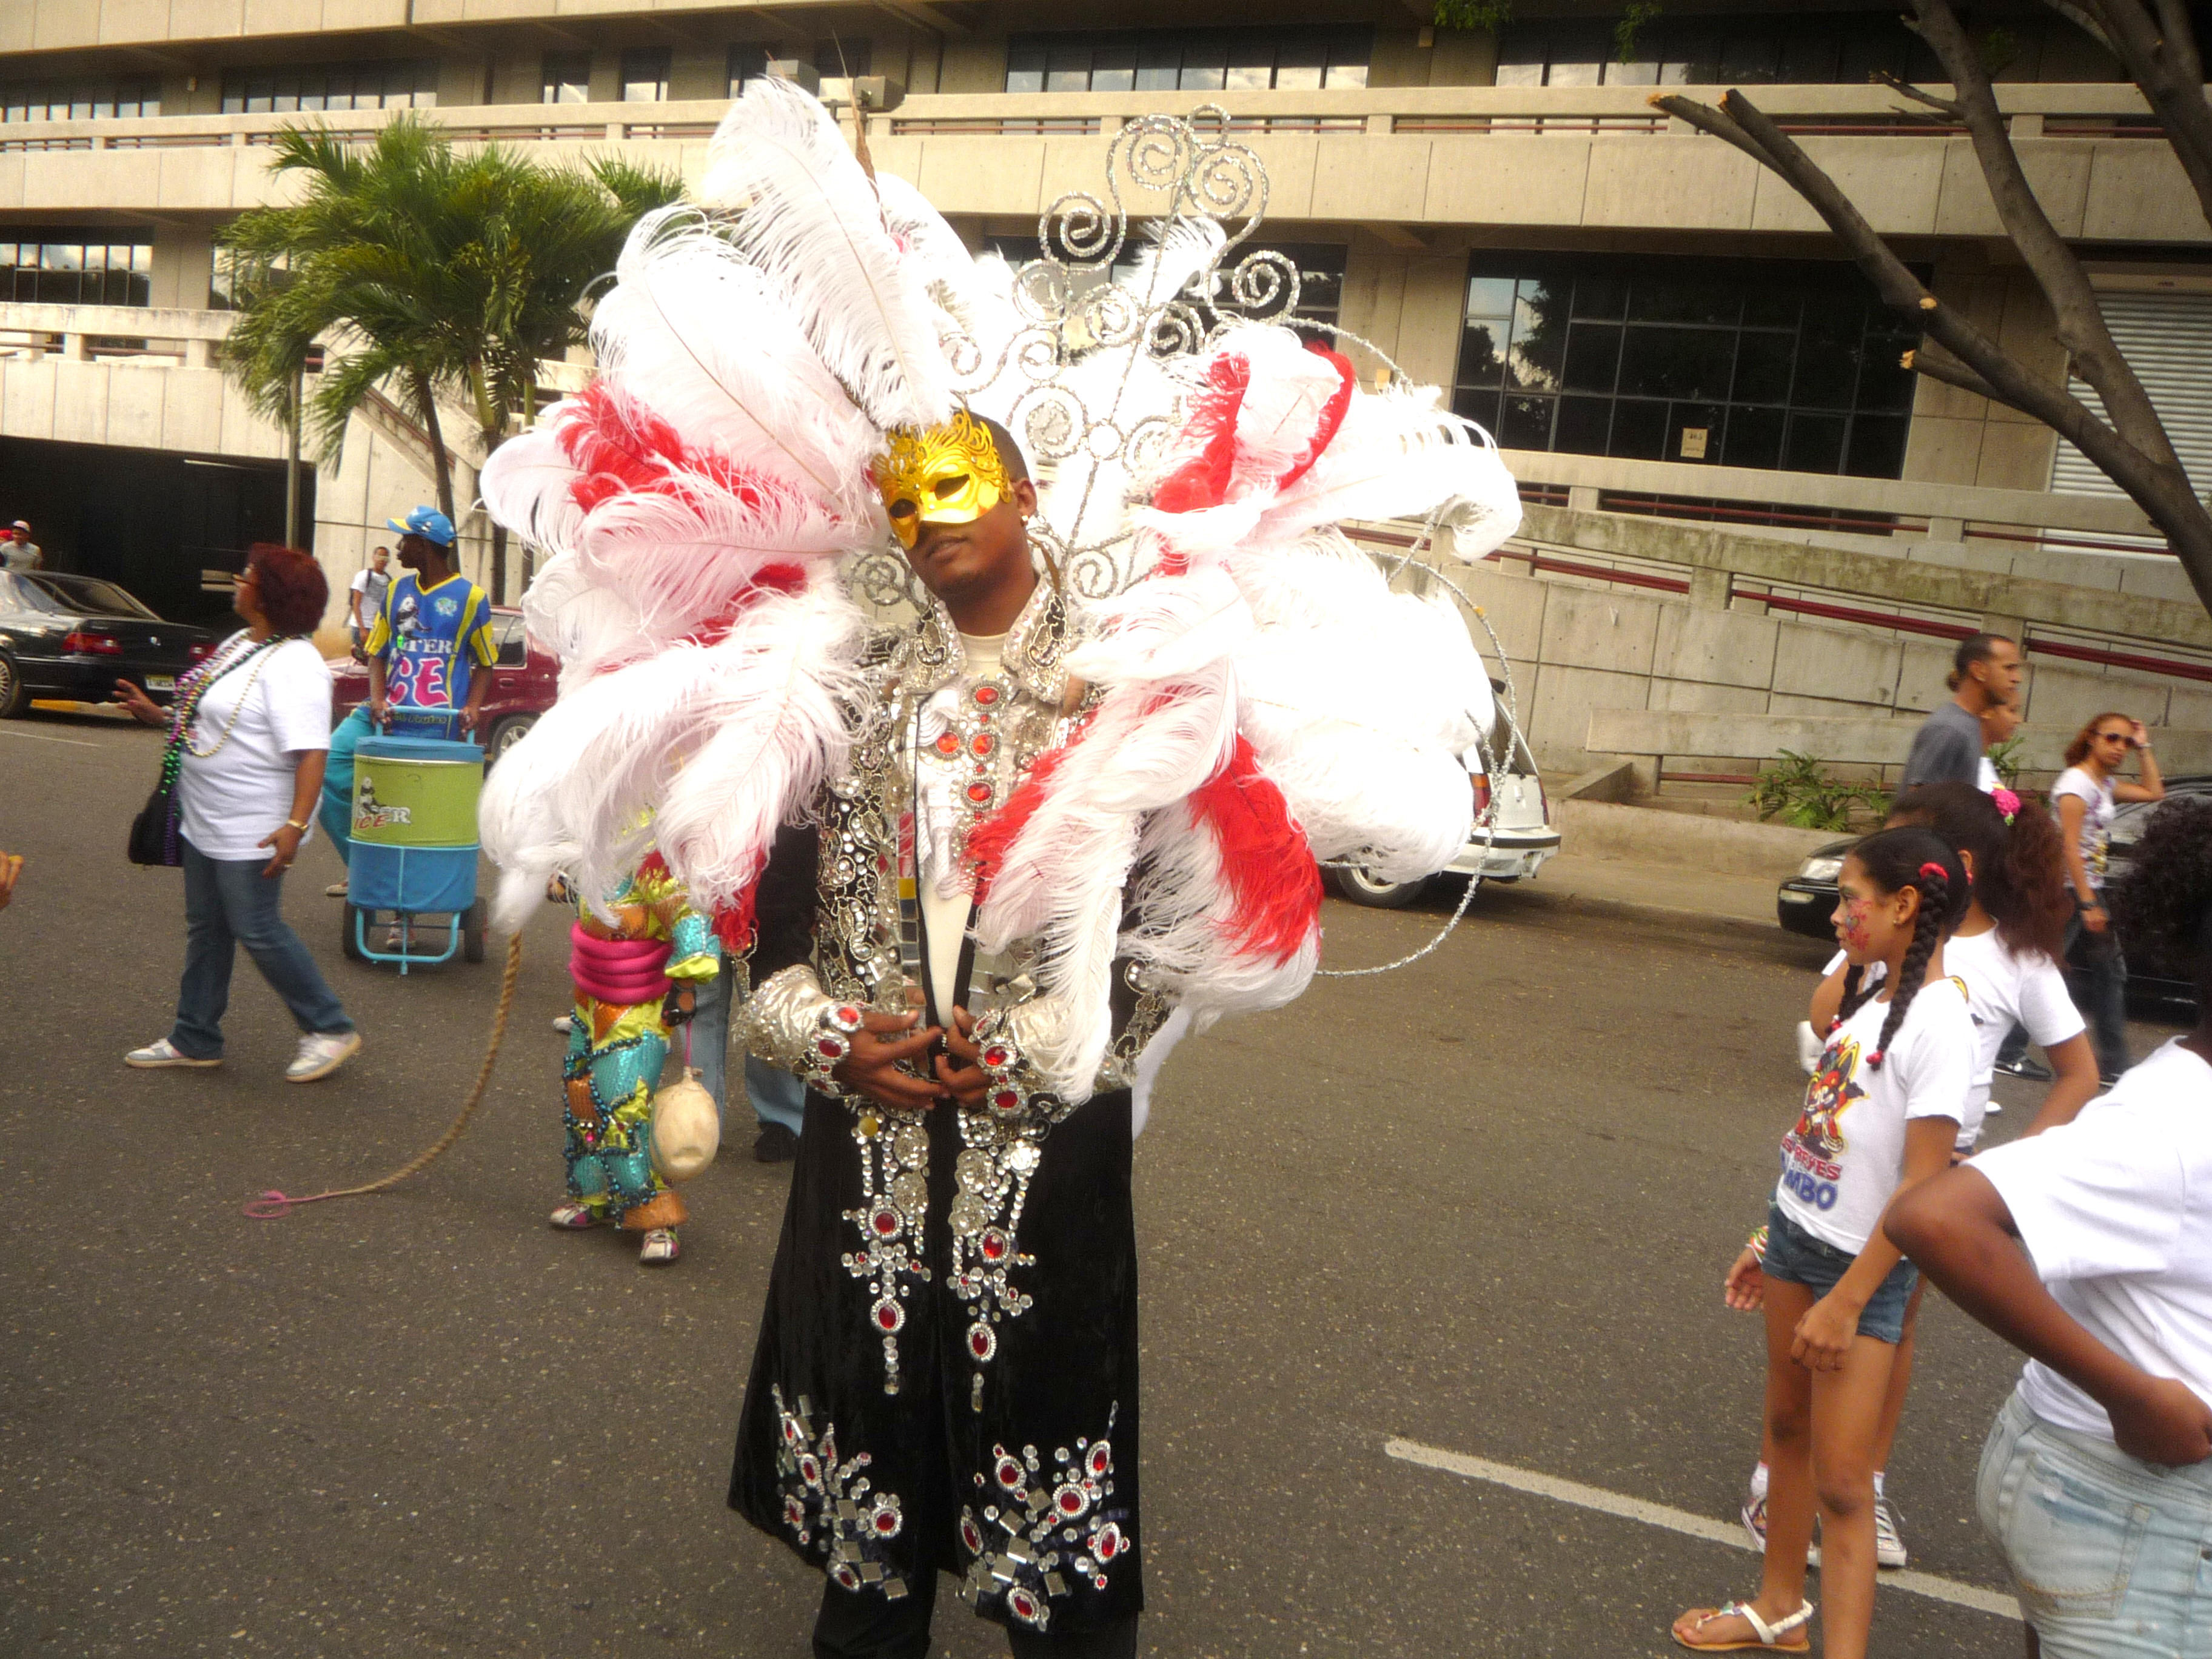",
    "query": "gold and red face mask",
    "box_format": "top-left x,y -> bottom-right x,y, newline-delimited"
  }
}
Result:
875,410 -> 1011,549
